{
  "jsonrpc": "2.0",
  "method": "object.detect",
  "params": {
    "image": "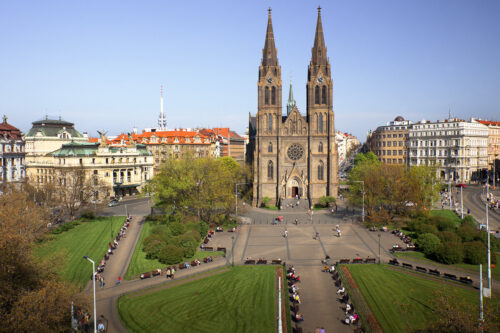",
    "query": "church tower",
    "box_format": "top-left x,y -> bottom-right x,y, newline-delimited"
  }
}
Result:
253,8 -> 282,205
307,7 -> 338,199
